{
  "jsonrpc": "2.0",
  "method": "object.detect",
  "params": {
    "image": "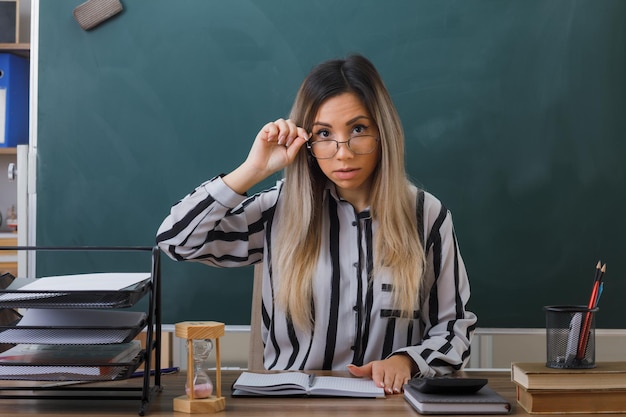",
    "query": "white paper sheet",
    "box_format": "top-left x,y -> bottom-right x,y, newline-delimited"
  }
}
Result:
0,272 -> 150,302
0,309 -> 147,344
